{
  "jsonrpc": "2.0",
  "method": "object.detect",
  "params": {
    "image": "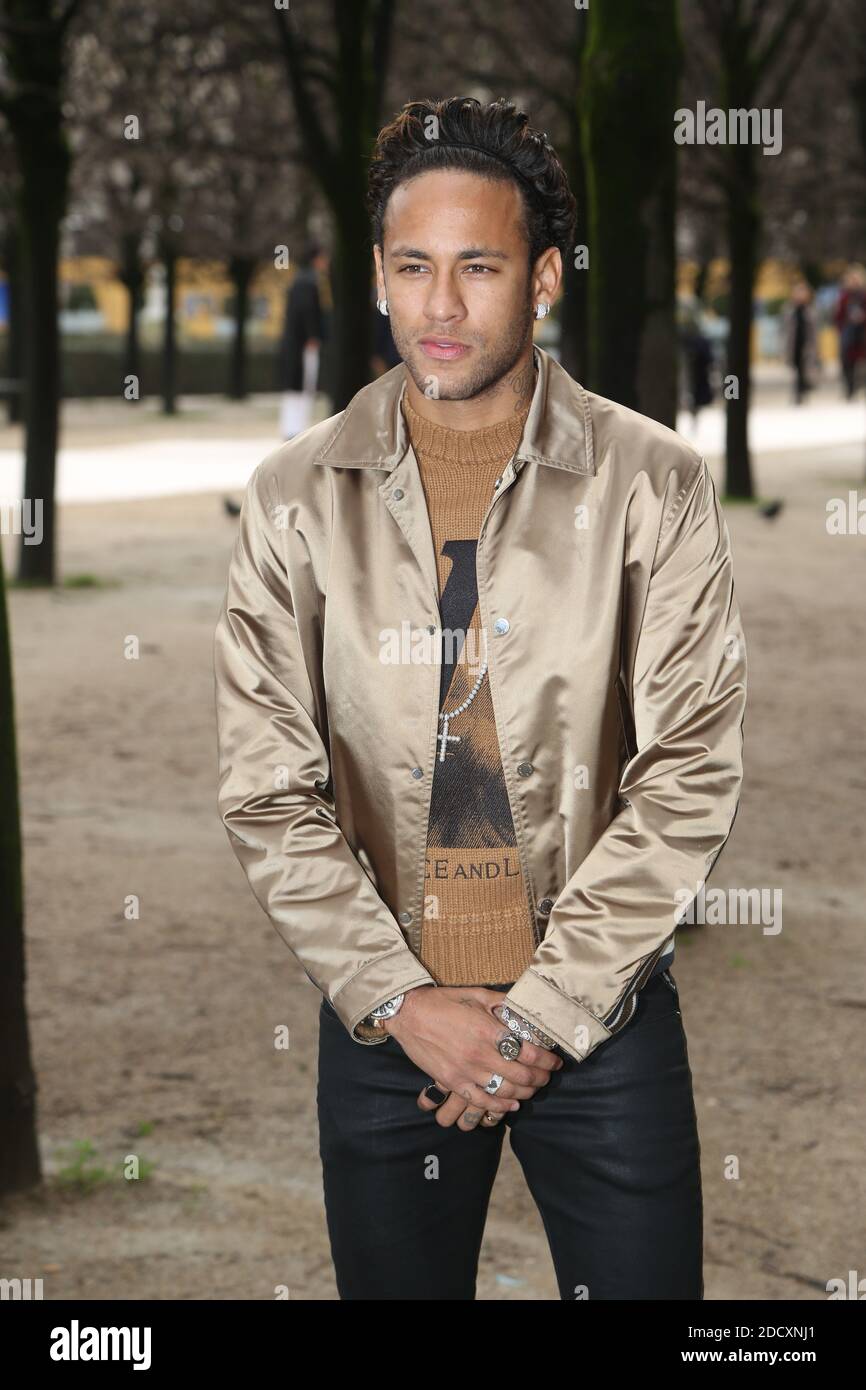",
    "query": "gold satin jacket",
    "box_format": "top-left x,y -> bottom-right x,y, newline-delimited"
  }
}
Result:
213,344 -> 746,1063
